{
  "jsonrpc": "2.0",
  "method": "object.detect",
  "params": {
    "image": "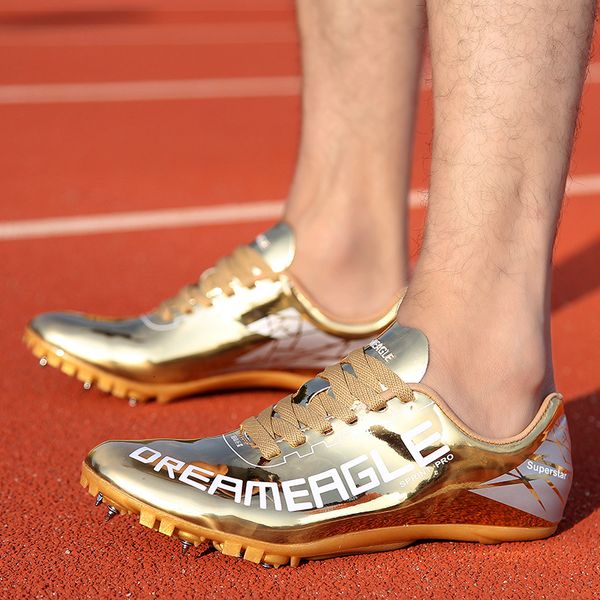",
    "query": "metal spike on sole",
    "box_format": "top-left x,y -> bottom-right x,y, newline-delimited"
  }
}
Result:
39,356 -> 48,367
83,380 -> 92,390
106,506 -> 119,521
180,540 -> 193,556
95,492 -> 103,506
128,397 -> 138,407
80,467 -> 314,568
